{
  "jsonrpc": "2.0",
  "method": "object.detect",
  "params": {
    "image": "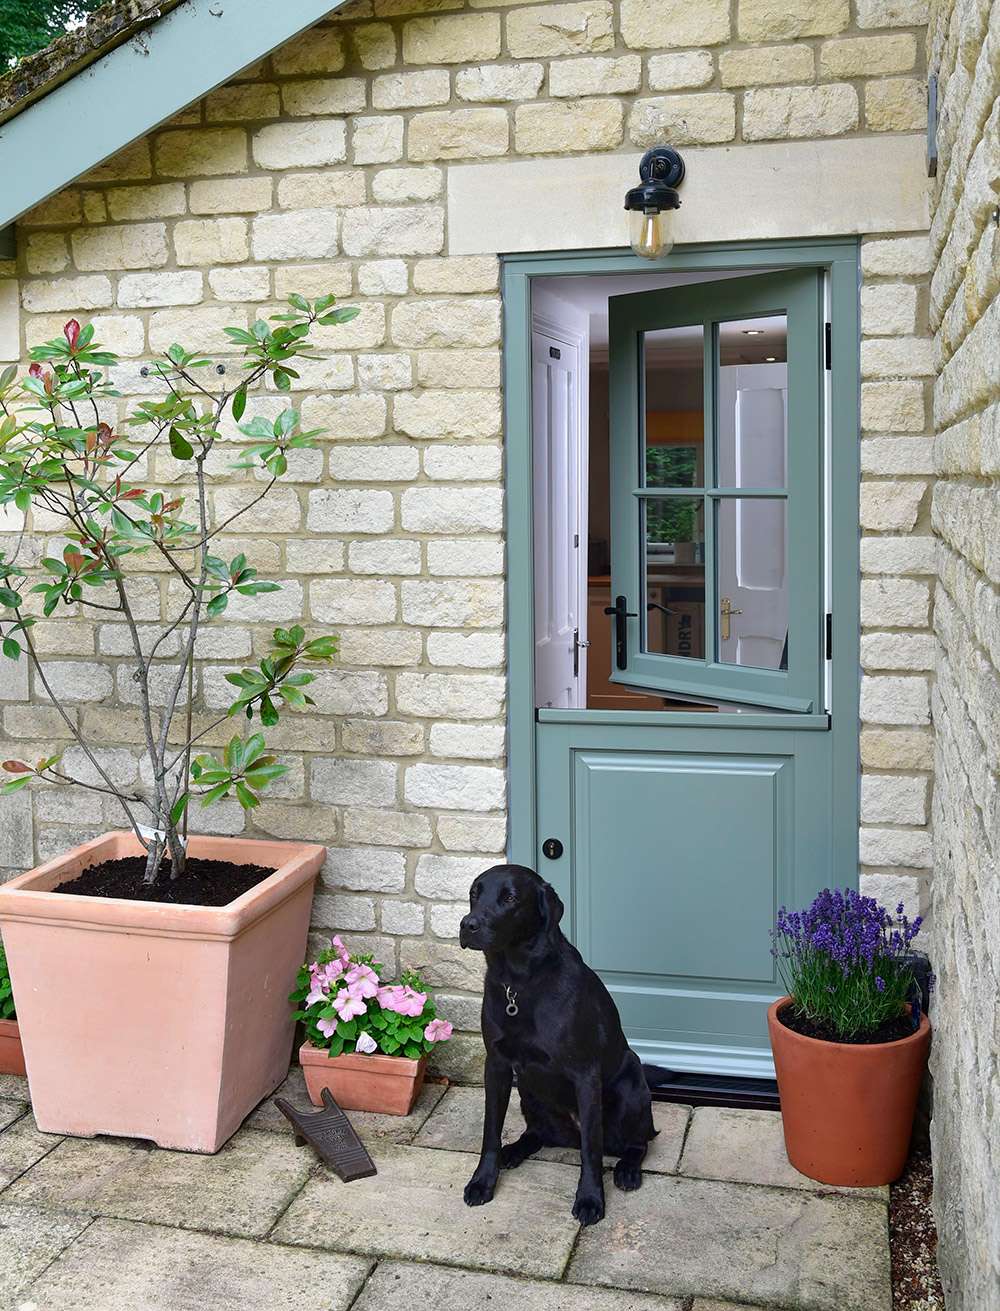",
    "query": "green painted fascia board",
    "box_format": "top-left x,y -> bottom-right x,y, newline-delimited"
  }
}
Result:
0,0 -> 348,229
